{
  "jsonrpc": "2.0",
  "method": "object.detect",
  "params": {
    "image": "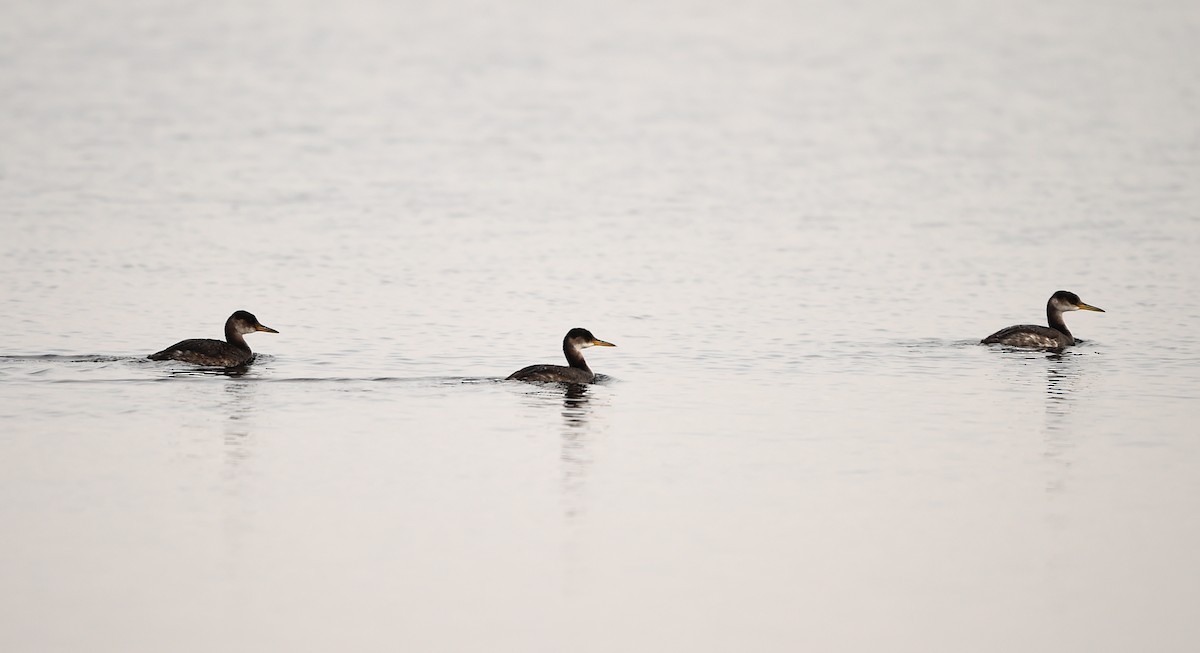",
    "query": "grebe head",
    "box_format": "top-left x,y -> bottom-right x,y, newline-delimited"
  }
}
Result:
229,310 -> 279,335
1050,291 -> 1105,313
565,327 -> 615,350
